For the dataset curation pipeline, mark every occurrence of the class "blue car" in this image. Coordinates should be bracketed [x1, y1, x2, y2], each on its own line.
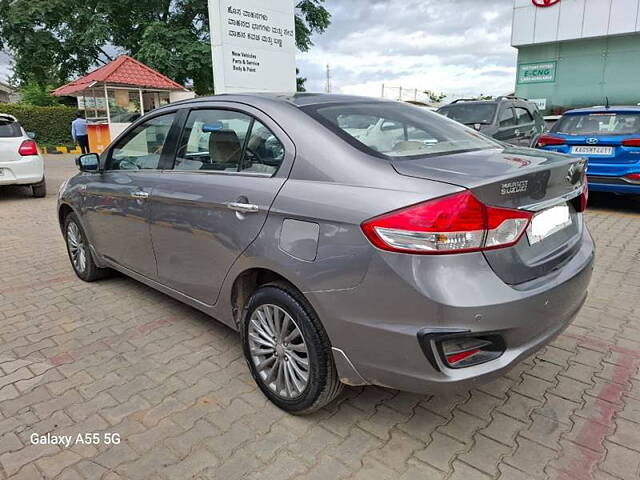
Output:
[537, 106, 640, 195]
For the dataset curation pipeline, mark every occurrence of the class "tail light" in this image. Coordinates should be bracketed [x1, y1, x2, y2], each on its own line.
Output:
[537, 135, 566, 148]
[18, 139, 38, 156]
[361, 191, 533, 255]
[622, 138, 640, 147]
[625, 173, 640, 184]
[440, 336, 505, 368]
[577, 178, 588, 212]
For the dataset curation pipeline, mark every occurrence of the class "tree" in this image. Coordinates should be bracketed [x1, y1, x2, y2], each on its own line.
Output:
[296, 69, 307, 92]
[423, 90, 447, 104]
[19, 83, 60, 106]
[0, 0, 330, 95]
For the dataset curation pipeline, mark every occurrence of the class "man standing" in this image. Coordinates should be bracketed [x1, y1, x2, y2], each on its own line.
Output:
[71, 112, 90, 154]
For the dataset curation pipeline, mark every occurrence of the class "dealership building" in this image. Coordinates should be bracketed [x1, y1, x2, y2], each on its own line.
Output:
[512, 0, 640, 114]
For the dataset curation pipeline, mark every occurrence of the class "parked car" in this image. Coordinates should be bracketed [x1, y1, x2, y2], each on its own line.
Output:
[58, 94, 593, 414]
[0, 114, 46, 197]
[537, 106, 640, 196]
[437, 96, 546, 147]
[544, 115, 562, 131]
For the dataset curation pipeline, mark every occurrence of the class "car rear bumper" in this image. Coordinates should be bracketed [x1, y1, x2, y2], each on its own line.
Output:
[0, 155, 44, 186]
[587, 174, 640, 195]
[309, 228, 595, 394]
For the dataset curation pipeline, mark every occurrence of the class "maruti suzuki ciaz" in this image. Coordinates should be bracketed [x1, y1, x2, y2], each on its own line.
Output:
[58, 94, 594, 414]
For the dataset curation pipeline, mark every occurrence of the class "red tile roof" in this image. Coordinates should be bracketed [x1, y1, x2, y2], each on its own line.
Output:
[53, 55, 186, 96]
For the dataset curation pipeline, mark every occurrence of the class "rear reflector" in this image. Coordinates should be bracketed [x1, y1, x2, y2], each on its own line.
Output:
[578, 179, 589, 212]
[441, 336, 505, 369]
[622, 138, 640, 147]
[18, 139, 38, 156]
[361, 191, 533, 255]
[625, 173, 640, 184]
[537, 135, 566, 148]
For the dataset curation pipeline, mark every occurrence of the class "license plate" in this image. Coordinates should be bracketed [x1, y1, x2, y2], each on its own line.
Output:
[527, 204, 572, 245]
[571, 146, 613, 155]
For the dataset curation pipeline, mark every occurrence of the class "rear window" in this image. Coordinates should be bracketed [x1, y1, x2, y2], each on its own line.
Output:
[302, 102, 499, 159]
[0, 117, 21, 138]
[552, 112, 640, 136]
[437, 104, 497, 125]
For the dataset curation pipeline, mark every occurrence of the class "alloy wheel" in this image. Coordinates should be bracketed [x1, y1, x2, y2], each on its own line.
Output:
[66, 222, 87, 273]
[247, 304, 310, 399]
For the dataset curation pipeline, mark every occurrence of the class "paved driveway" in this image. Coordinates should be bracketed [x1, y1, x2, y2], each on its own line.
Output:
[0, 155, 639, 480]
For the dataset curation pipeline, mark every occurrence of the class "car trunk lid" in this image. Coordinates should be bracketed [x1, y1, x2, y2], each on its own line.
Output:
[0, 137, 23, 161]
[391, 146, 587, 284]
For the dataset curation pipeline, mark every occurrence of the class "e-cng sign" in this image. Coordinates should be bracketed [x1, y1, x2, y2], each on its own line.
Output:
[517, 62, 557, 84]
[532, 0, 560, 6]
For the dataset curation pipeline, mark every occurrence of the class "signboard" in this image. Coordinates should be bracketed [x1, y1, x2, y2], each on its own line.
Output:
[530, 98, 547, 110]
[208, 0, 296, 94]
[77, 96, 107, 111]
[517, 62, 557, 84]
[513, 0, 640, 47]
[532, 0, 560, 6]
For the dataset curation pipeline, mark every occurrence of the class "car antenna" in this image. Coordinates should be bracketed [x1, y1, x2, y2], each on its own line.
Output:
[605, 97, 610, 110]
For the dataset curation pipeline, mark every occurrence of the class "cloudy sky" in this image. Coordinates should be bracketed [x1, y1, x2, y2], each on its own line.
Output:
[0, 52, 11, 83]
[297, 0, 517, 101]
[1, 0, 517, 99]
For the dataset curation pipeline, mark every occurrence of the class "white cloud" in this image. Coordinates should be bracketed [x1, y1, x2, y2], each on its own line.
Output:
[0, 52, 12, 82]
[297, 0, 517, 100]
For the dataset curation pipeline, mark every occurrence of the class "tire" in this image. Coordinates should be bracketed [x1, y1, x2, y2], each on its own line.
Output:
[32, 179, 47, 198]
[241, 282, 343, 414]
[63, 213, 110, 282]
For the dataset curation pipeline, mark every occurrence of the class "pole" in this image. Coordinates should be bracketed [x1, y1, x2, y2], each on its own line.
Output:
[104, 84, 111, 125]
[398, 86, 403, 101]
[139, 88, 145, 116]
[326, 64, 331, 93]
[381, 84, 385, 98]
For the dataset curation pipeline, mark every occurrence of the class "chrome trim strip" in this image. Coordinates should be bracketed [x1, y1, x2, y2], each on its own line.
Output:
[518, 184, 585, 212]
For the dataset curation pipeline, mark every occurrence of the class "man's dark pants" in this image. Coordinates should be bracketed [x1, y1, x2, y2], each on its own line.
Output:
[77, 135, 90, 154]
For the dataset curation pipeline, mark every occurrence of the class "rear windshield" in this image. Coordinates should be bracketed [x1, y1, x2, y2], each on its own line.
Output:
[0, 117, 21, 138]
[437, 104, 497, 125]
[302, 102, 499, 159]
[552, 112, 640, 136]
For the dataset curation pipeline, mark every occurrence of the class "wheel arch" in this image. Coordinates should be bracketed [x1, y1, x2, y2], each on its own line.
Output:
[58, 203, 74, 230]
[230, 267, 302, 329]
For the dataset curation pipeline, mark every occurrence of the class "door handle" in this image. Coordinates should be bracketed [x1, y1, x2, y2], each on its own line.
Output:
[131, 191, 149, 199]
[226, 202, 259, 214]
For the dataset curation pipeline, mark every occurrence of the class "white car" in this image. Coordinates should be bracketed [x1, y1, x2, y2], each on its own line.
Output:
[0, 114, 46, 197]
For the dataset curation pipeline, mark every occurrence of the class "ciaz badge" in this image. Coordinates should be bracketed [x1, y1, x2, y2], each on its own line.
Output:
[501, 180, 529, 195]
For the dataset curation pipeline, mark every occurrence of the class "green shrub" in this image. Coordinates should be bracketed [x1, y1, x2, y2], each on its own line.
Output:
[0, 104, 77, 147]
[19, 83, 61, 107]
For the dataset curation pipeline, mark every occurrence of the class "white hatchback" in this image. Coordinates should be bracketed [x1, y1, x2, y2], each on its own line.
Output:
[0, 114, 46, 197]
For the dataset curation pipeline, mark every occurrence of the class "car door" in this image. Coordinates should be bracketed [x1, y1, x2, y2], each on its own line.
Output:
[515, 106, 536, 147]
[494, 105, 518, 145]
[83, 112, 178, 278]
[149, 105, 294, 305]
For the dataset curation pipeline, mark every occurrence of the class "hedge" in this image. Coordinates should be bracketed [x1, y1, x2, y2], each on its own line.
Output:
[0, 104, 77, 147]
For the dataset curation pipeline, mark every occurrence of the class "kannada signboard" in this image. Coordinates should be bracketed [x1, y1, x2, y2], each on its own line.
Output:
[517, 61, 557, 84]
[208, 0, 296, 94]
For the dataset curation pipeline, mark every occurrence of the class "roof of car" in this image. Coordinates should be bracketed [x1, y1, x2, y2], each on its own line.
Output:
[170, 92, 394, 109]
[564, 106, 640, 114]
[438, 97, 533, 108]
[0, 113, 18, 123]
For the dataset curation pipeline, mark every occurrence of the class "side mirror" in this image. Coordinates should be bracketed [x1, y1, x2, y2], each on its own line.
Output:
[26, 131, 37, 139]
[76, 153, 100, 172]
[473, 124, 482, 131]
